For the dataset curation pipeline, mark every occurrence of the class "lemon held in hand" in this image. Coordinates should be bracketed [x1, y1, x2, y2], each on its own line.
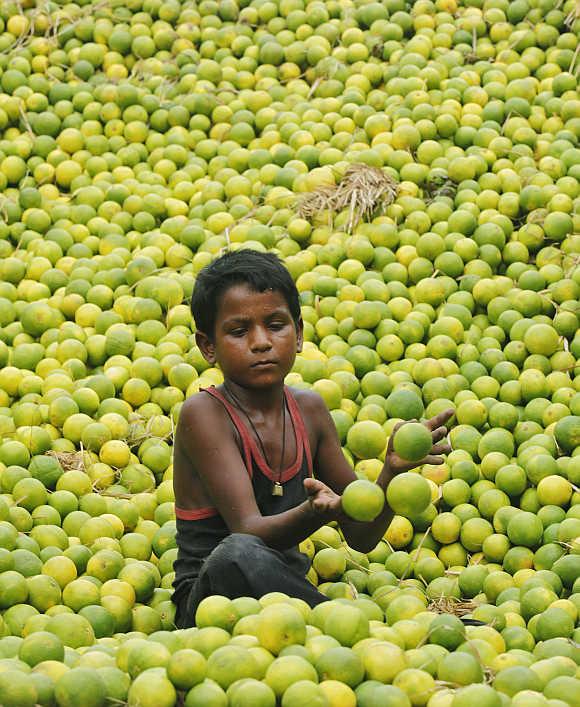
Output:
[341, 479, 385, 522]
[393, 422, 433, 462]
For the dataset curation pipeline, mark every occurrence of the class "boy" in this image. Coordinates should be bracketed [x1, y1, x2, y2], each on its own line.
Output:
[172, 249, 452, 628]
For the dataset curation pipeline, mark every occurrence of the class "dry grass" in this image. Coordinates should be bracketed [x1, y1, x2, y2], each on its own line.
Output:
[296, 183, 338, 223]
[97, 489, 133, 499]
[566, 0, 580, 30]
[125, 422, 154, 449]
[46, 450, 85, 472]
[125, 415, 173, 449]
[435, 666, 495, 689]
[296, 164, 398, 233]
[424, 174, 458, 204]
[427, 596, 479, 618]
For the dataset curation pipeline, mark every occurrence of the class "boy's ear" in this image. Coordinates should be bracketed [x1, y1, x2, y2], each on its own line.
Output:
[296, 317, 304, 353]
[195, 330, 216, 364]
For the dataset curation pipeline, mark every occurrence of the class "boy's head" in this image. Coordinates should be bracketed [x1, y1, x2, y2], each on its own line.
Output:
[190, 249, 301, 339]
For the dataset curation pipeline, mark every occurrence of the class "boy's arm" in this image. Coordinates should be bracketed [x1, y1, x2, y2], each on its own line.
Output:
[176, 394, 335, 551]
[305, 394, 452, 553]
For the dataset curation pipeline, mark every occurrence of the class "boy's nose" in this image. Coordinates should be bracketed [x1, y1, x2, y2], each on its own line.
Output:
[250, 326, 272, 350]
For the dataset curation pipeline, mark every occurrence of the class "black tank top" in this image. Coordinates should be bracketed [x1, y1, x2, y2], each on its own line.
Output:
[172, 385, 313, 607]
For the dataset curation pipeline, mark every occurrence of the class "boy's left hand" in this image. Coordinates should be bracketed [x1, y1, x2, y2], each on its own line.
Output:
[304, 409, 453, 524]
[304, 477, 342, 521]
[385, 408, 454, 476]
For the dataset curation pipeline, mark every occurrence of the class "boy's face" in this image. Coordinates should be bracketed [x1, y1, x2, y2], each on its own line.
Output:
[196, 283, 303, 388]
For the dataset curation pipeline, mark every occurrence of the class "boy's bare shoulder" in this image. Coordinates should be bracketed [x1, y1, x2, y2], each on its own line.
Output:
[177, 389, 230, 439]
[287, 386, 329, 423]
[180, 388, 213, 415]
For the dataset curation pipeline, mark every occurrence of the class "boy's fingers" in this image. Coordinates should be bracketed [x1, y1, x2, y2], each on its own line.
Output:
[431, 426, 448, 443]
[425, 409, 455, 431]
[392, 460, 420, 473]
[313, 498, 329, 513]
[430, 442, 451, 455]
[395, 447, 449, 472]
[421, 454, 446, 465]
[304, 477, 321, 493]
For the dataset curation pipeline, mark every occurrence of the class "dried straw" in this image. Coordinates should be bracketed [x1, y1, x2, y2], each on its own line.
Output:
[296, 183, 337, 223]
[424, 174, 458, 204]
[296, 164, 398, 233]
[98, 489, 133, 499]
[565, 0, 580, 31]
[125, 415, 173, 449]
[427, 596, 479, 618]
[46, 450, 85, 472]
[483, 666, 496, 685]
[464, 26, 479, 64]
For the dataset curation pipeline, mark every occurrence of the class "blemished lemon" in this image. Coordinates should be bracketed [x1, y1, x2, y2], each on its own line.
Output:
[205, 645, 260, 691]
[126, 669, 176, 707]
[195, 596, 239, 633]
[0, 670, 38, 707]
[536, 475, 572, 506]
[386, 389, 425, 420]
[554, 415, 580, 453]
[324, 603, 369, 648]
[99, 440, 131, 468]
[256, 603, 306, 656]
[319, 680, 356, 707]
[312, 547, 347, 582]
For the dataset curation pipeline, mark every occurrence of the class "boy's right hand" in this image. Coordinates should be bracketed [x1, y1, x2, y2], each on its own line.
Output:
[304, 477, 342, 521]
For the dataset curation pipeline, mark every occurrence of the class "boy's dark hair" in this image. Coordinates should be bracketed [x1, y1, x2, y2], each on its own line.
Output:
[190, 249, 301, 337]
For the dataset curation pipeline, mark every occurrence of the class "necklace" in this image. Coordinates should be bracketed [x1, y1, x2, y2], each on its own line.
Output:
[222, 382, 287, 497]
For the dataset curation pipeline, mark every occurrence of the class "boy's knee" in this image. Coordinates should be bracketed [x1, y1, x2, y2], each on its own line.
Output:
[208, 533, 268, 572]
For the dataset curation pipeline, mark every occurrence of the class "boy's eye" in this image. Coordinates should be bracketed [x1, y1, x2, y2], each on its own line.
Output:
[230, 328, 247, 337]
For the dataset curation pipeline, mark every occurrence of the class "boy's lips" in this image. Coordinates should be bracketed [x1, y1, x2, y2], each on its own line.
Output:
[251, 360, 277, 367]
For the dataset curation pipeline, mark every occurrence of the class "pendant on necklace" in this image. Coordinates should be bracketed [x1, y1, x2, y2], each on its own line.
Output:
[272, 482, 283, 497]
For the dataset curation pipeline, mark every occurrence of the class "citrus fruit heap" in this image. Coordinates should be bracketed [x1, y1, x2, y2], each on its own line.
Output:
[0, 0, 579, 703]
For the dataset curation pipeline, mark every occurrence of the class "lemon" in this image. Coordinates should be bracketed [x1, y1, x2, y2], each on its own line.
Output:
[386, 473, 431, 517]
[341, 479, 385, 522]
[256, 603, 306, 656]
[346, 420, 387, 460]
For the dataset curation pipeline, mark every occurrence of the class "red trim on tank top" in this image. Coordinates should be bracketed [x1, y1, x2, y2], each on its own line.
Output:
[204, 386, 253, 474]
[285, 389, 313, 478]
[175, 506, 218, 520]
[204, 385, 312, 483]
